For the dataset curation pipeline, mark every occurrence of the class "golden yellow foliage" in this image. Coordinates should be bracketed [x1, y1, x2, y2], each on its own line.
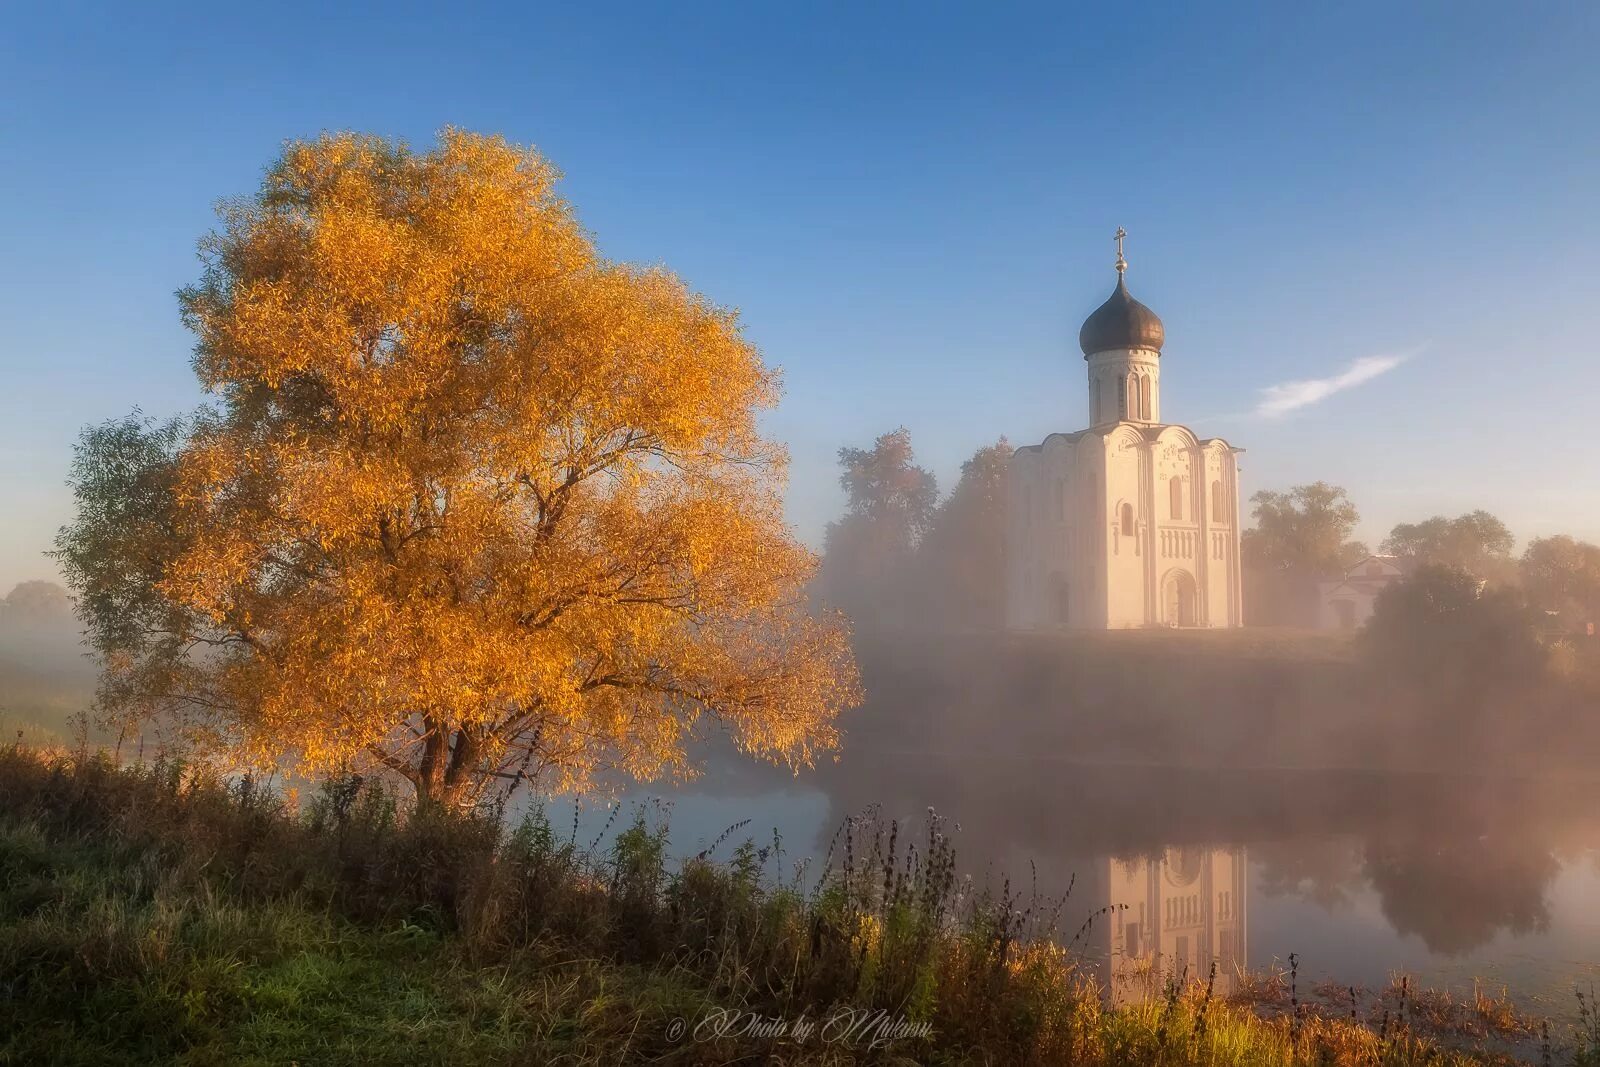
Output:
[78, 130, 859, 807]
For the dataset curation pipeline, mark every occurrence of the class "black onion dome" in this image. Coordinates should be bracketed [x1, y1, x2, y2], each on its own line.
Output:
[1078, 274, 1165, 357]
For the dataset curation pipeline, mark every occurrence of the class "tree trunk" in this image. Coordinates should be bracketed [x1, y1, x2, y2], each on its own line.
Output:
[410, 725, 483, 814]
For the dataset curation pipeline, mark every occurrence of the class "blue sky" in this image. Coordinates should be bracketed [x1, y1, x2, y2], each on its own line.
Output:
[3, 2, 1598, 590]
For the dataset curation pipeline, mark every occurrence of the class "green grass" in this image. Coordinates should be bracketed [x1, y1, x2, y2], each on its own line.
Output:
[0, 815, 719, 1065]
[0, 745, 1592, 1066]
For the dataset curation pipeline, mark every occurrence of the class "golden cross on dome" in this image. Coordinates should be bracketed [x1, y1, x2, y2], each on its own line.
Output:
[1114, 227, 1128, 274]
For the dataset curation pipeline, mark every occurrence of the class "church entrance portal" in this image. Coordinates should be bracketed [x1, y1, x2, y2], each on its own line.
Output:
[1163, 570, 1198, 627]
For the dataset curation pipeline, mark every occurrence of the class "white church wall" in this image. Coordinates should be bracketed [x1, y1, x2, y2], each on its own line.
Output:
[1080, 434, 1110, 627]
[1045, 436, 1081, 627]
[1153, 432, 1199, 626]
[1202, 445, 1237, 626]
[1104, 428, 1148, 627]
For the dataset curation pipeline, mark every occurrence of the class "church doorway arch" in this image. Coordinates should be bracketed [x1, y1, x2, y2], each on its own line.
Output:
[1163, 569, 1198, 627]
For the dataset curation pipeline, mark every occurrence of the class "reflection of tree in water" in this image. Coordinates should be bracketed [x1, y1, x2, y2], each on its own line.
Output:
[1255, 828, 1563, 956]
[694, 684, 1600, 959]
[1253, 836, 1365, 912]
[790, 744, 1600, 958]
[1363, 831, 1557, 956]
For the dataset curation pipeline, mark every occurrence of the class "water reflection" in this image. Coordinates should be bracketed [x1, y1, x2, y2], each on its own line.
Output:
[800, 752, 1599, 962]
[562, 732, 1600, 1005]
[1094, 847, 1249, 1006]
[1346, 830, 1554, 956]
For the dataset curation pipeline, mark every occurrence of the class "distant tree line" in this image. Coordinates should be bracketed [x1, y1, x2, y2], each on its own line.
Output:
[1239, 482, 1600, 697]
[1242, 481, 1600, 631]
[815, 428, 1009, 632]
[815, 431, 1600, 651]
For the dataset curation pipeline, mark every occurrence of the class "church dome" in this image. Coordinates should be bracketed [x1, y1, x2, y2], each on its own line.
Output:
[1078, 273, 1164, 357]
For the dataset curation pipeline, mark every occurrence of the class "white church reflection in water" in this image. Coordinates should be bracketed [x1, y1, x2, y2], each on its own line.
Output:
[1087, 846, 1248, 1006]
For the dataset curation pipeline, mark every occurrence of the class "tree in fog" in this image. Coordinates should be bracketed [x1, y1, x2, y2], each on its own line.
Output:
[817, 427, 937, 627]
[1381, 510, 1515, 582]
[1, 581, 73, 622]
[54, 131, 860, 811]
[916, 439, 1010, 629]
[1363, 563, 1543, 694]
[1243, 482, 1366, 575]
[834, 426, 939, 538]
[1241, 482, 1367, 624]
[1519, 535, 1600, 623]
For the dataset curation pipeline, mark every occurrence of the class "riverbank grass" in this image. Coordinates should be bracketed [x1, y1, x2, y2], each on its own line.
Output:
[0, 744, 1590, 1065]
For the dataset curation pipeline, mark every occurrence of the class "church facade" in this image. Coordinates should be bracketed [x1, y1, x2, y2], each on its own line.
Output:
[1006, 236, 1244, 629]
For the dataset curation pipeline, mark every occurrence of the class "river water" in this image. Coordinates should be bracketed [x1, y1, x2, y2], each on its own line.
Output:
[546, 750, 1600, 1020]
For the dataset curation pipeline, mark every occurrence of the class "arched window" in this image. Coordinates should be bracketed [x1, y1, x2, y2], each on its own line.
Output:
[1116, 375, 1128, 419]
[1211, 480, 1224, 521]
[1169, 476, 1183, 520]
[1139, 374, 1152, 420]
[1053, 574, 1071, 626]
[1121, 502, 1135, 537]
[1054, 478, 1065, 521]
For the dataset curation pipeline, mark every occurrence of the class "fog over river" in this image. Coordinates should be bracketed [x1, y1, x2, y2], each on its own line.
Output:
[8, 584, 1598, 1019]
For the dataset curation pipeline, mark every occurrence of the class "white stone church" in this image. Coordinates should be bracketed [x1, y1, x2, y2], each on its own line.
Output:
[1006, 234, 1244, 629]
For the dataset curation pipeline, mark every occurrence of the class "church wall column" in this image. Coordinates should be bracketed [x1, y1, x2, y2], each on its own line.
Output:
[1236, 848, 1249, 969]
[1195, 447, 1210, 627]
[1143, 441, 1159, 625]
[1228, 452, 1243, 626]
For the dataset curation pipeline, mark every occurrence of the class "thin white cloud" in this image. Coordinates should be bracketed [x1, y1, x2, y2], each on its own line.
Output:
[1253, 352, 1413, 419]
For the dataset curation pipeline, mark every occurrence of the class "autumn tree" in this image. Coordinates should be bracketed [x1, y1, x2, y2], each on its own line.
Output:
[55, 131, 860, 810]
[1381, 510, 1515, 582]
[816, 427, 937, 628]
[2, 580, 73, 621]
